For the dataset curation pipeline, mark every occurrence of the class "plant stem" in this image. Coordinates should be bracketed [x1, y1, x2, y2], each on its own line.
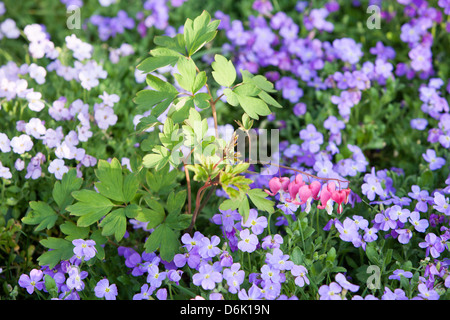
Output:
[183, 162, 192, 216]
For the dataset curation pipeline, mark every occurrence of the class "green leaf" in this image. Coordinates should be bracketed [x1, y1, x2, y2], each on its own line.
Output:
[241, 70, 276, 93]
[247, 188, 275, 214]
[123, 172, 139, 203]
[135, 114, 161, 133]
[99, 208, 127, 242]
[174, 57, 197, 92]
[165, 212, 192, 230]
[52, 169, 83, 212]
[38, 237, 74, 269]
[166, 190, 186, 215]
[184, 11, 219, 56]
[192, 71, 207, 94]
[133, 74, 178, 117]
[60, 221, 89, 241]
[211, 54, 236, 88]
[258, 90, 282, 108]
[238, 196, 250, 222]
[90, 230, 107, 260]
[44, 275, 58, 298]
[124, 204, 141, 219]
[67, 190, 114, 227]
[94, 158, 124, 202]
[153, 34, 186, 55]
[22, 201, 58, 231]
[219, 199, 239, 211]
[291, 247, 304, 265]
[168, 97, 195, 124]
[144, 223, 180, 261]
[136, 207, 166, 229]
[142, 147, 170, 170]
[236, 94, 272, 120]
[137, 47, 180, 74]
[193, 93, 211, 109]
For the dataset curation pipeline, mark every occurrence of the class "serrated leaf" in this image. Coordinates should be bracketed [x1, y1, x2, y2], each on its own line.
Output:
[144, 223, 180, 261]
[44, 275, 58, 298]
[94, 158, 124, 202]
[52, 169, 83, 212]
[193, 93, 211, 109]
[60, 221, 89, 241]
[192, 71, 207, 94]
[236, 94, 272, 120]
[67, 190, 114, 227]
[22, 201, 58, 231]
[123, 172, 139, 203]
[153, 34, 186, 55]
[211, 54, 236, 88]
[184, 11, 219, 56]
[38, 237, 74, 269]
[166, 190, 186, 215]
[174, 57, 197, 92]
[137, 47, 180, 74]
[135, 114, 162, 133]
[247, 188, 275, 214]
[99, 208, 127, 242]
[136, 208, 165, 229]
[133, 74, 178, 116]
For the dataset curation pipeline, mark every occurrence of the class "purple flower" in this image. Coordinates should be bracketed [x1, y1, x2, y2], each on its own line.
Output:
[265, 248, 294, 271]
[387, 205, 411, 223]
[237, 229, 258, 253]
[318, 282, 342, 300]
[363, 227, 378, 242]
[290, 265, 309, 287]
[417, 283, 440, 300]
[181, 231, 205, 251]
[374, 211, 397, 232]
[223, 263, 245, 294]
[410, 118, 428, 130]
[419, 233, 445, 258]
[396, 228, 413, 244]
[198, 235, 221, 259]
[388, 269, 413, 281]
[323, 115, 345, 134]
[336, 218, 359, 242]
[192, 264, 222, 290]
[19, 269, 44, 294]
[433, 192, 450, 215]
[408, 211, 429, 232]
[261, 234, 283, 250]
[238, 284, 263, 300]
[10, 134, 33, 154]
[94, 278, 118, 300]
[72, 239, 97, 261]
[241, 209, 268, 235]
[293, 102, 307, 116]
[146, 265, 167, 288]
[335, 273, 359, 292]
[422, 149, 445, 171]
[133, 284, 154, 300]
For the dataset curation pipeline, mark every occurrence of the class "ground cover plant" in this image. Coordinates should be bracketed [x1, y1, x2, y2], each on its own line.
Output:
[1, 0, 450, 301]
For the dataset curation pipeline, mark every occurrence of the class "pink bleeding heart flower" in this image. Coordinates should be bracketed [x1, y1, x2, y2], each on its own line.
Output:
[291, 184, 312, 206]
[309, 181, 322, 200]
[280, 177, 291, 192]
[286, 180, 302, 202]
[265, 177, 282, 196]
[332, 189, 348, 214]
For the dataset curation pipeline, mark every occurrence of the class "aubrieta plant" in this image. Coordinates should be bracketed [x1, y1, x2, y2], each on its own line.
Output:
[3, 0, 450, 301]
